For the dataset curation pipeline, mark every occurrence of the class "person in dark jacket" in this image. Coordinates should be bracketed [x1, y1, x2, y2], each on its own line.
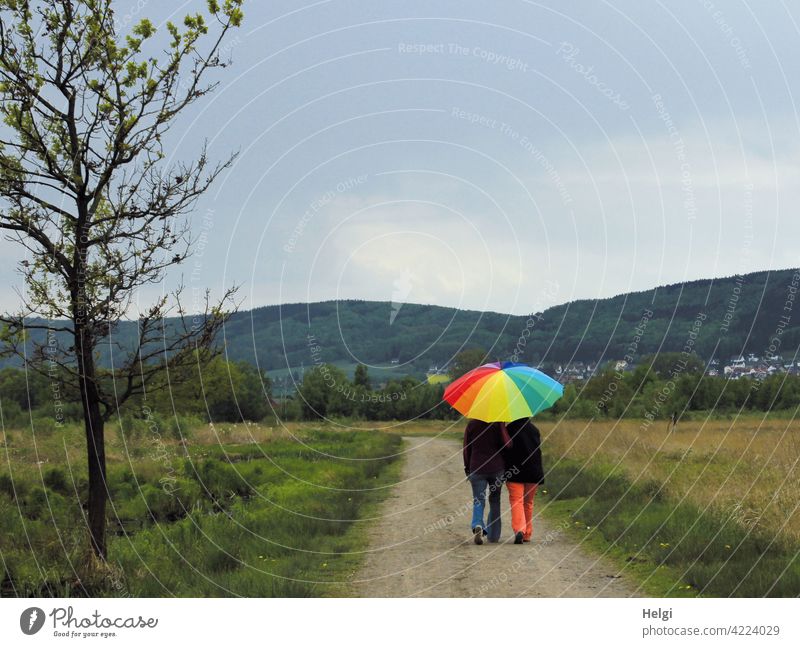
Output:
[502, 417, 545, 544]
[463, 418, 510, 544]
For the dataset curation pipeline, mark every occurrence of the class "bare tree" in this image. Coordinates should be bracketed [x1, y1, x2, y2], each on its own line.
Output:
[0, 0, 243, 560]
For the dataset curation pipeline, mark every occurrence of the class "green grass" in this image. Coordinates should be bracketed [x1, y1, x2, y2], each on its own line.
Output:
[0, 429, 401, 597]
[540, 459, 800, 597]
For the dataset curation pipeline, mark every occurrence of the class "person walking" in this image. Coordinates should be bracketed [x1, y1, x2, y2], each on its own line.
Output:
[502, 417, 545, 544]
[463, 418, 511, 544]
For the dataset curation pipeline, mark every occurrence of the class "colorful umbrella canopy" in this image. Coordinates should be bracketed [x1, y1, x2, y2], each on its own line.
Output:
[443, 362, 563, 422]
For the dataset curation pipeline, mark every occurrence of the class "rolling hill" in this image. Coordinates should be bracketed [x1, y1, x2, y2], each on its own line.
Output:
[222, 268, 800, 378]
[3, 268, 799, 380]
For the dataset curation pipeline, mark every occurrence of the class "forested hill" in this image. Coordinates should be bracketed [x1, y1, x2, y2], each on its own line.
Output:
[222, 268, 800, 375]
[3, 269, 799, 377]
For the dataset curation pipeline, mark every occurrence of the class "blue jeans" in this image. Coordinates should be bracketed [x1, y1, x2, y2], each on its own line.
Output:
[468, 471, 504, 542]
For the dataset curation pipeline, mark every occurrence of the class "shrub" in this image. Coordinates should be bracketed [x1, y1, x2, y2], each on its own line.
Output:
[30, 415, 62, 436]
[22, 486, 48, 519]
[206, 549, 240, 573]
[140, 484, 184, 522]
[118, 414, 150, 441]
[0, 473, 16, 498]
[193, 459, 253, 502]
[42, 467, 70, 495]
[0, 401, 26, 428]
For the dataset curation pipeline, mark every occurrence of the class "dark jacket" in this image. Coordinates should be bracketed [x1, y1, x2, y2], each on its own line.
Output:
[463, 419, 506, 476]
[502, 418, 545, 484]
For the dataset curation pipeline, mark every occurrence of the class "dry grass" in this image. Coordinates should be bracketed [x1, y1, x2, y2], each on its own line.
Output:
[7, 415, 797, 544]
[540, 417, 800, 544]
[2, 421, 312, 468]
[351, 416, 800, 544]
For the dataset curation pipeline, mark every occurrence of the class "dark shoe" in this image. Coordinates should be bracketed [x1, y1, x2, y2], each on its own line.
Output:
[473, 526, 484, 545]
[514, 531, 524, 544]
[523, 538, 531, 543]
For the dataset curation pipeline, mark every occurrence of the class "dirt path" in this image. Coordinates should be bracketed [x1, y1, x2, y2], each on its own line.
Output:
[354, 436, 641, 597]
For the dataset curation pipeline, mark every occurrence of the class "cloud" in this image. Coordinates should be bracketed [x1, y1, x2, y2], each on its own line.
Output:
[266, 115, 800, 315]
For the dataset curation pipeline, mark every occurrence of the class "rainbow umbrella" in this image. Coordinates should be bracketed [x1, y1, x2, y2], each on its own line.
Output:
[443, 362, 563, 422]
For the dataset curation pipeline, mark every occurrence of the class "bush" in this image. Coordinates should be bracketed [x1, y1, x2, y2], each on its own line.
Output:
[162, 414, 202, 440]
[206, 549, 240, 573]
[42, 467, 70, 495]
[21, 486, 48, 519]
[30, 415, 62, 436]
[192, 459, 253, 503]
[0, 473, 16, 498]
[0, 400, 26, 428]
[117, 414, 151, 441]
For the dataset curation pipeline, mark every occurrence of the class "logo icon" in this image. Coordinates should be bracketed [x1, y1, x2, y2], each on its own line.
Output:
[20, 607, 45, 635]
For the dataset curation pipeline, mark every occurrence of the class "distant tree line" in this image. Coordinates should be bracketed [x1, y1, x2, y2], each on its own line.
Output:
[283, 363, 457, 421]
[0, 358, 271, 430]
[550, 352, 800, 419]
[287, 351, 800, 421]
[4, 351, 798, 429]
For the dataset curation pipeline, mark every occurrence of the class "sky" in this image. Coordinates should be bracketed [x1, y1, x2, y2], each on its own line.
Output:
[2, 0, 800, 316]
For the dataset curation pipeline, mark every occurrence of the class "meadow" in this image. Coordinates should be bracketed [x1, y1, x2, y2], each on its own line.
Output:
[0, 420, 401, 597]
[542, 417, 800, 545]
[352, 416, 800, 596]
[2, 415, 798, 597]
[357, 416, 800, 545]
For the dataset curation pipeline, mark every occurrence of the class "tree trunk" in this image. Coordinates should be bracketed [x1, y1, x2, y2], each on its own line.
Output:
[76, 329, 107, 560]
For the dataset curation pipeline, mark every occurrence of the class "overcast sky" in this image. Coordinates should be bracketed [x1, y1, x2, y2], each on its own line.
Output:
[2, 0, 800, 315]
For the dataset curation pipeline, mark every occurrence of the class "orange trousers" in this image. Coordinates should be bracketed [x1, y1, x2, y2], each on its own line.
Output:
[507, 482, 538, 540]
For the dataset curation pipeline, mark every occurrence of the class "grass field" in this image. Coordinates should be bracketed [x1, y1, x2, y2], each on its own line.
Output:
[355, 416, 800, 544]
[357, 416, 800, 596]
[2, 415, 798, 597]
[0, 421, 401, 597]
[542, 417, 800, 545]
[541, 459, 800, 596]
